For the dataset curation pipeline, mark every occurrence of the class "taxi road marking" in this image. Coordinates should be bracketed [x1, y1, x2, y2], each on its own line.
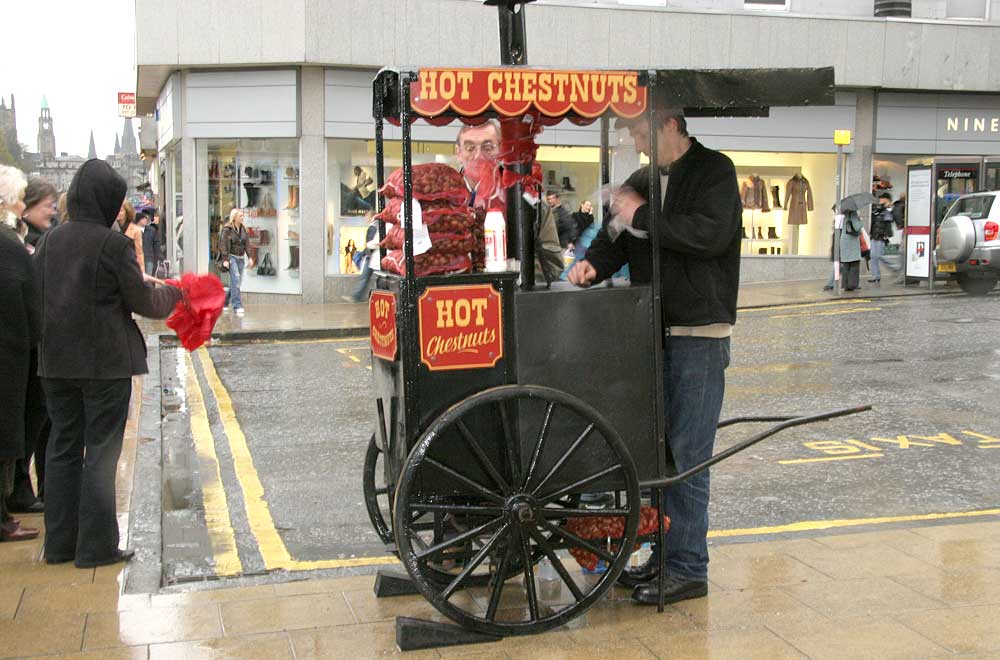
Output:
[778, 453, 884, 465]
[184, 351, 243, 576]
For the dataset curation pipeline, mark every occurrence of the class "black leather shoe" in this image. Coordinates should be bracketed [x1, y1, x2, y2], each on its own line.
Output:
[75, 549, 135, 569]
[631, 575, 708, 606]
[45, 555, 74, 565]
[617, 555, 659, 588]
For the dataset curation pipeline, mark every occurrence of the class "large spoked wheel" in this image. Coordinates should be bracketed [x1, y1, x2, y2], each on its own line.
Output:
[364, 433, 511, 586]
[393, 385, 640, 637]
[363, 434, 395, 547]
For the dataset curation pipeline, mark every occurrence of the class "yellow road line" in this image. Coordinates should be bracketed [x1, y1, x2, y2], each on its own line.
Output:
[197, 348, 294, 569]
[184, 352, 243, 576]
[778, 453, 884, 465]
[741, 299, 872, 313]
[337, 347, 362, 364]
[771, 306, 881, 319]
[710, 507, 1000, 539]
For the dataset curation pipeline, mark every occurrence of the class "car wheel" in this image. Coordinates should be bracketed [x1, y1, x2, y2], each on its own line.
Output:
[957, 274, 997, 296]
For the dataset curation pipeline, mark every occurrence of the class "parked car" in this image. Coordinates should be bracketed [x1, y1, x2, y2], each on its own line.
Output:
[935, 192, 1000, 296]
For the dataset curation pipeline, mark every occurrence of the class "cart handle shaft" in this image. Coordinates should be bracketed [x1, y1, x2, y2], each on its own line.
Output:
[640, 404, 872, 490]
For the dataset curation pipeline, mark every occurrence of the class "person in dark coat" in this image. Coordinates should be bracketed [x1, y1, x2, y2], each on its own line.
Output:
[139, 210, 162, 275]
[7, 179, 58, 513]
[546, 190, 576, 249]
[0, 165, 41, 541]
[568, 111, 741, 607]
[33, 159, 182, 567]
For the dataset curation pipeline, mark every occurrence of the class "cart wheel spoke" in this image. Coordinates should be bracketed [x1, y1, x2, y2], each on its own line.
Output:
[485, 544, 512, 622]
[519, 530, 540, 621]
[413, 516, 504, 562]
[538, 464, 622, 506]
[541, 507, 630, 518]
[527, 527, 584, 602]
[497, 400, 522, 487]
[424, 457, 505, 505]
[440, 522, 511, 601]
[539, 519, 616, 564]
[456, 420, 511, 496]
[408, 502, 505, 517]
[522, 402, 556, 491]
[530, 423, 595, 497]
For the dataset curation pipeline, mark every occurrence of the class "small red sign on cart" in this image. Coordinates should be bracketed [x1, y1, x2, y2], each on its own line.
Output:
[418, 285, 503, 371]
[370, 291, 398, 362]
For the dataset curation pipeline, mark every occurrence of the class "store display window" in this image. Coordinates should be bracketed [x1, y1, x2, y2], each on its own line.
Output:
[325, 138, 453, 275]
[324, 138, 602, 276]
[197, 139, 301, 295]
[725, 152, 836, 258]
[535, 145, 601, 219]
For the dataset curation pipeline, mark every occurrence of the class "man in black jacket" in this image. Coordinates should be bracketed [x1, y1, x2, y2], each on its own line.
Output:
[34, 159, 181, 568]
[569, 112, 741, 606]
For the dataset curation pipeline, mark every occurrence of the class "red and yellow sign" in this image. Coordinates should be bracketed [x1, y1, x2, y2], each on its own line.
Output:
[412, 68, 646, 120]
[418, 284, 503, 371]
[370, 291, 398, 362]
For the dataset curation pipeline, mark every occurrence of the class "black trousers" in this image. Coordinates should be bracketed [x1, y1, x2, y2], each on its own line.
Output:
[42, 377, 131, 563]
[841, 260, 861, 290]
[8, 351, 49, 507]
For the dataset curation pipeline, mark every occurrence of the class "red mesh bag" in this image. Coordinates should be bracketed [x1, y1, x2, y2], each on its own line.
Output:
[563, 507, 670, 572]
[379, 225, 477, 253]
[163, 273, 226, 352]
[381, 250, 472, 277]
[377, 197, 464, 223]
[380, 163, 468, 205]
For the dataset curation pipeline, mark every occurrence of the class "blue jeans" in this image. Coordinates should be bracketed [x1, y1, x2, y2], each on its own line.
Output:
[659, 336, 730, 581]
[351, 255, 374, 302]
[225, 256, 245, 310]
[870, 240, 884, 280]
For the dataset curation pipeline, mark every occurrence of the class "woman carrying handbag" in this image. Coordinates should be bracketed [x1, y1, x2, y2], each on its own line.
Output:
[219, 208, 253, 316]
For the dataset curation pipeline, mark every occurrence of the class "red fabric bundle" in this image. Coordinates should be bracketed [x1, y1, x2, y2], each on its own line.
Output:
[563, 506, 670, 571]
[164, 273, 226, 351]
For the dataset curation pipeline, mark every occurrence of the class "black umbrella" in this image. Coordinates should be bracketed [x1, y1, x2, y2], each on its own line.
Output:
[839, 192, 877, 212]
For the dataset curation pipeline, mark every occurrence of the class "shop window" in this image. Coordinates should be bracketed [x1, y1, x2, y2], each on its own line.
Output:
[325, 137, 602, 276]
[724, 152, 837, 258]
[325, 139, 453, 276]
[946, 0, 988, 19]
[197, 138, 301, 295]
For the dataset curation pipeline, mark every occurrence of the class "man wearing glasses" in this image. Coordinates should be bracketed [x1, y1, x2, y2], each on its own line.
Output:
[454, 121, 563, 280]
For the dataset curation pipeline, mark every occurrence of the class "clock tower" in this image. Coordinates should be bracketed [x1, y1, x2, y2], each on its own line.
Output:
[37, 96, 55, 159]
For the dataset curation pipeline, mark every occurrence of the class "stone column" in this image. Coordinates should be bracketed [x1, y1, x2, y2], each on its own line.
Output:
[181, 134, 200, 274]
[847, 90, 875, 224]
[299, 66, 326, 303]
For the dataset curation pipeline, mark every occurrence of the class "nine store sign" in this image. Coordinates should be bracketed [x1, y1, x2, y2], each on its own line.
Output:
[418, 284, 503, 371]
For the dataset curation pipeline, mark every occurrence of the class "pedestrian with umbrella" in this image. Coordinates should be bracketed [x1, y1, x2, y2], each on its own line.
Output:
[837, 192, 874, 292]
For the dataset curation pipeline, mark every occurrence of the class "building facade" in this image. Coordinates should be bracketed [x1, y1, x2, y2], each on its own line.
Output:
[135, 0, 1000, 301]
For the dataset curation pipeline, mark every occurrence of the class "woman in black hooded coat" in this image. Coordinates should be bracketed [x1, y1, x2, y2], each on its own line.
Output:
[33, 159, 181, 567]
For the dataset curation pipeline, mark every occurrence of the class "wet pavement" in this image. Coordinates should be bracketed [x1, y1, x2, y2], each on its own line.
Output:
[148, 290, 1000, 583]
[4, 289, 1000, 659]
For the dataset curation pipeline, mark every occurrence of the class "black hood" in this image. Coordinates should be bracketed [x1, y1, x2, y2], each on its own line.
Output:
[67, 159, 127, 227]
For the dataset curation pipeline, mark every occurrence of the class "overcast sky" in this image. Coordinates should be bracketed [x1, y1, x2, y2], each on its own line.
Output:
[3, 0, 136, 159]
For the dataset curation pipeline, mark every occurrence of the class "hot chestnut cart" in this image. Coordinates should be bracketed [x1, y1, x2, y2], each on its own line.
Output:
[361, 2, 868, 651]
